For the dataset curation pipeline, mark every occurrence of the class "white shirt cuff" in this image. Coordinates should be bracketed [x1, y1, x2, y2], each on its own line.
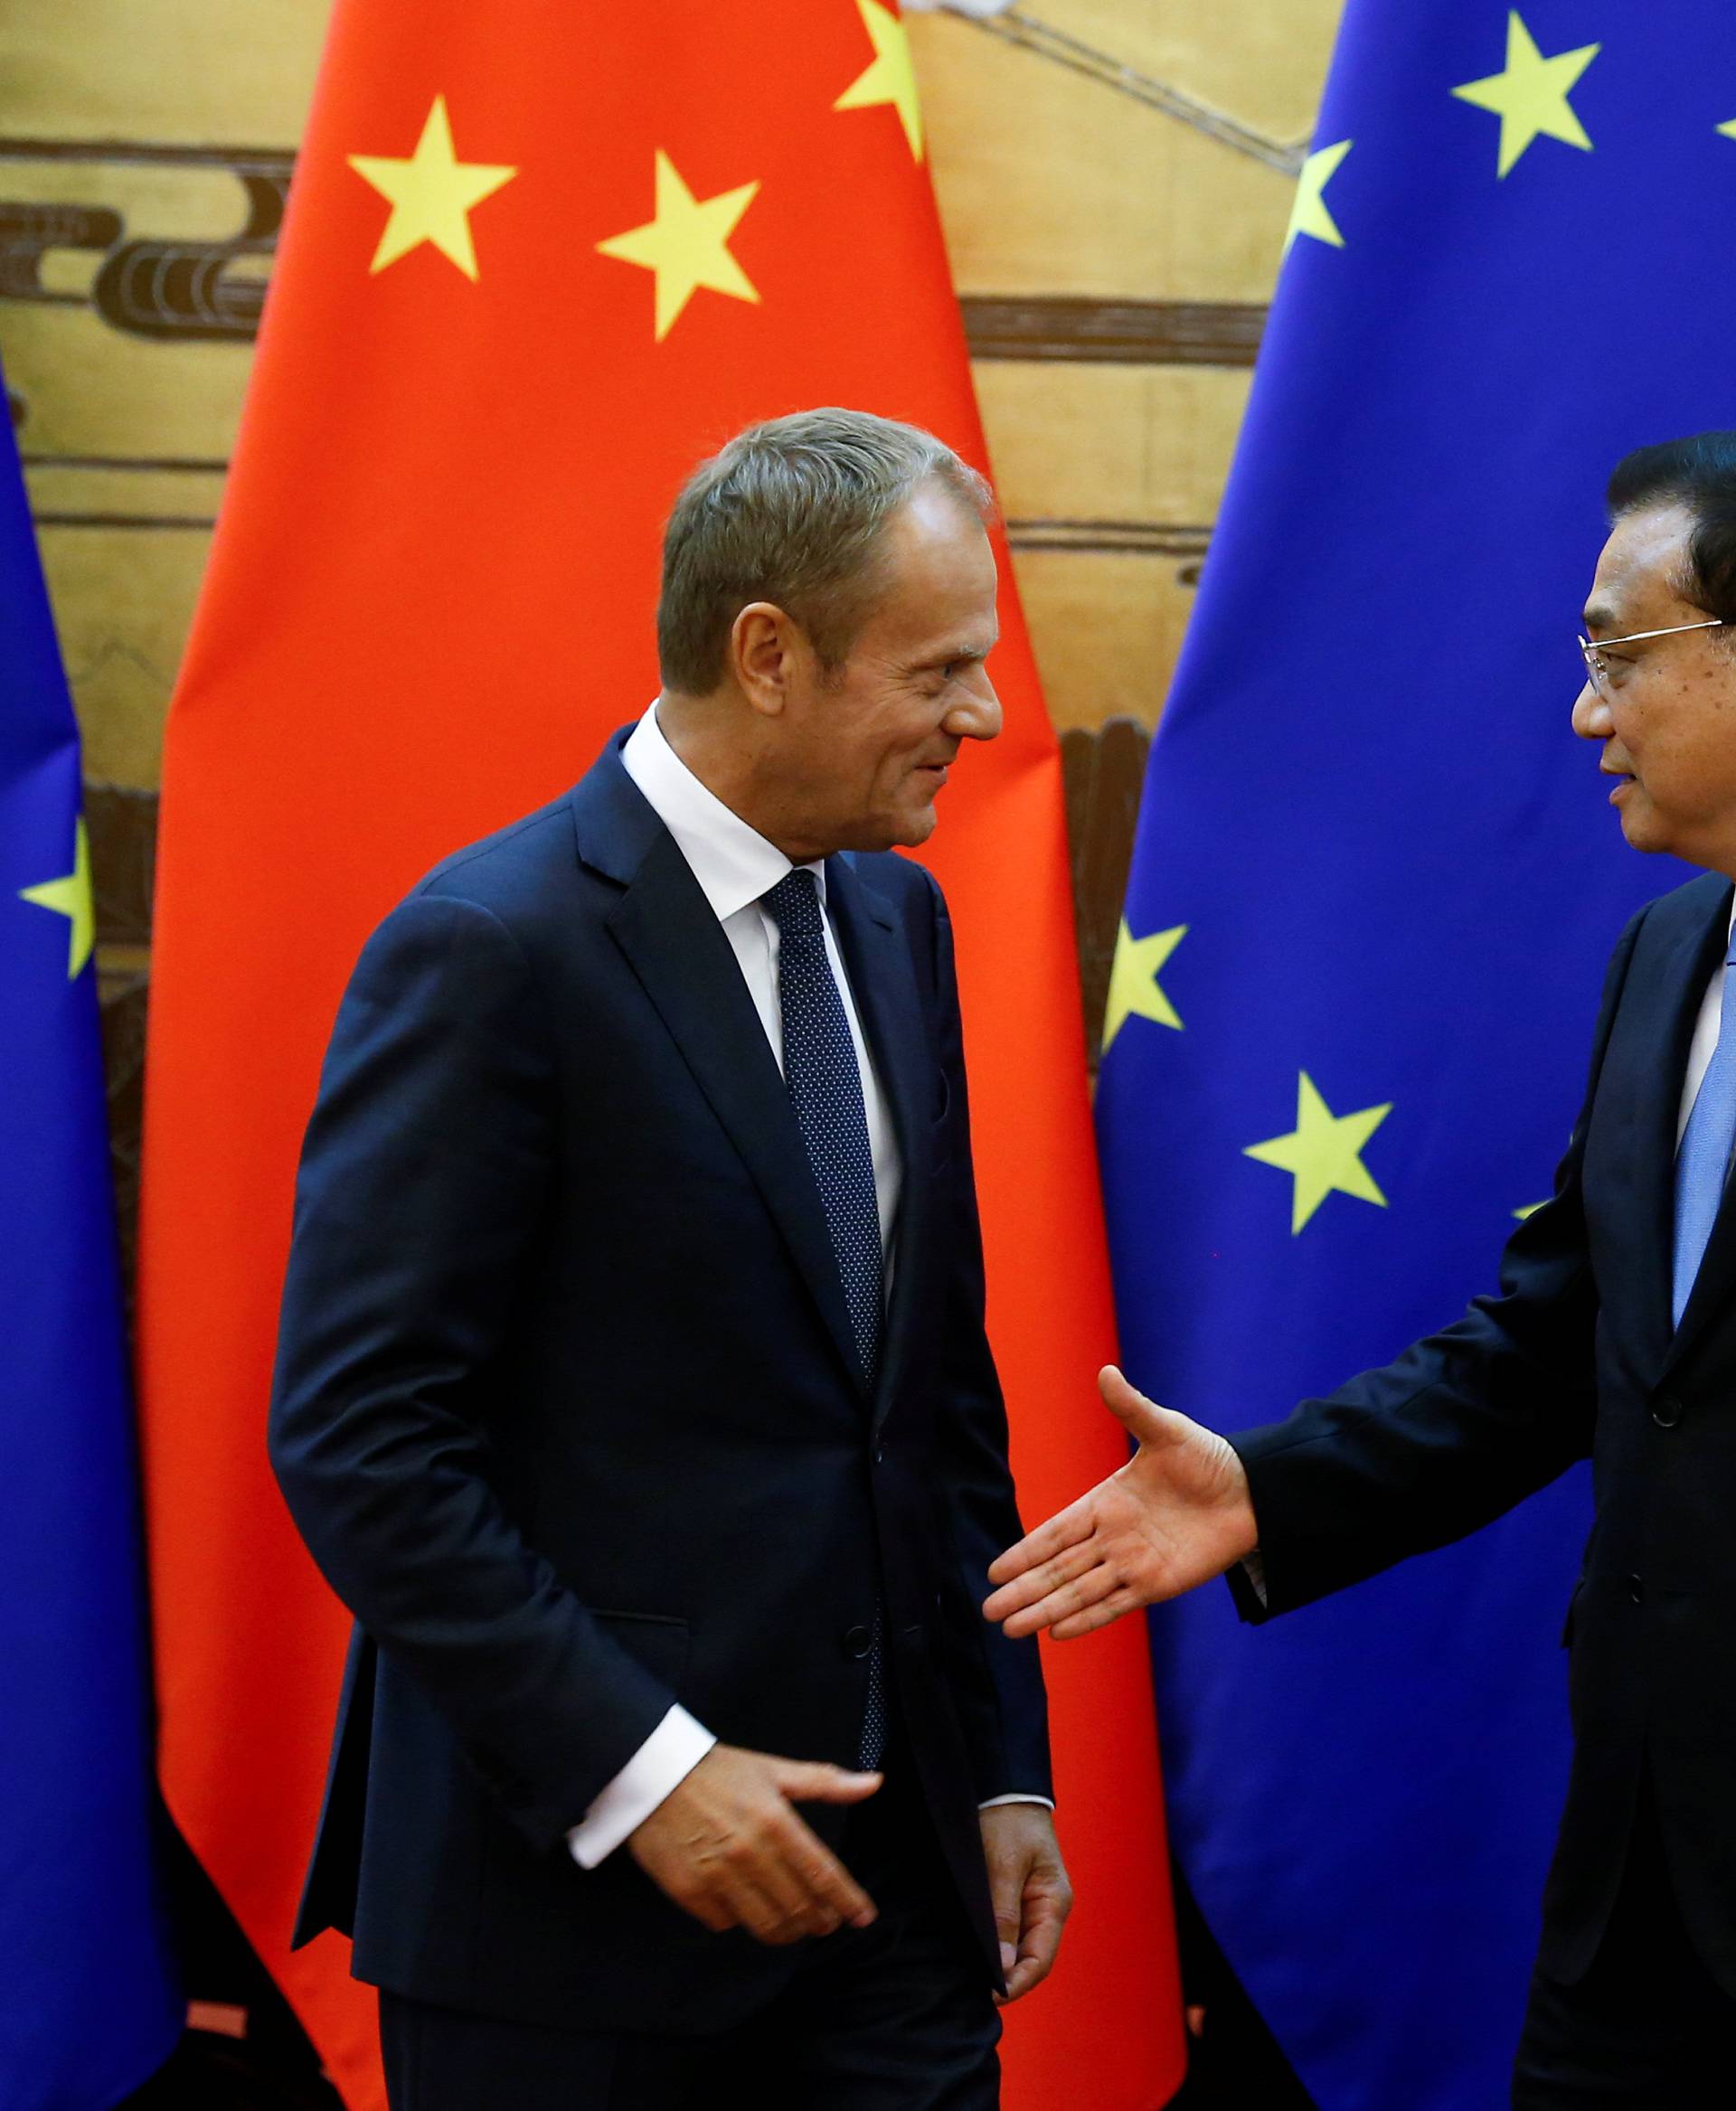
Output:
[978, 1794, 1055, 1812]
[1242, 1549, 1269, 1607]
[566, 1705, 716, 1869]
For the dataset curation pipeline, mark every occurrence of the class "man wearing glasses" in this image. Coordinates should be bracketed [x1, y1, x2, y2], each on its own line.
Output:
[984, 431, 1736, 2109]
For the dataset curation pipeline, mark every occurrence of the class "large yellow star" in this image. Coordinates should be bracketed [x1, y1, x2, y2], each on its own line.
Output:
[1452, 14, 1599, 179]
[835, 0, 924, 162]
[1101, 920, 1186, 1054]
[597, 151, 760, 343]
[348, 95, 516, 280]
[1283, 139, 1353, 258]
[1245, 1071, 1392, 1235]
[20, 815, 94, 979]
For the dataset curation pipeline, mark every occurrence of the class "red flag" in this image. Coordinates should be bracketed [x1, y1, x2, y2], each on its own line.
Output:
[137, 4, 1184, 2104]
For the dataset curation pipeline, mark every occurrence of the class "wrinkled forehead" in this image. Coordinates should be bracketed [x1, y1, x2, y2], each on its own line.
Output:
[1585, 501, 1698, 630]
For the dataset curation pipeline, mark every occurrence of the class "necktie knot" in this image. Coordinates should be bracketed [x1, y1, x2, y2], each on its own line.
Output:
[762, 868, 825, 943]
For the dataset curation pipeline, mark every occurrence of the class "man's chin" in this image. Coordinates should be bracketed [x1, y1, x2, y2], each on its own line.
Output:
[850, 804, 938, 853]
[1616, 797, 1671, 856]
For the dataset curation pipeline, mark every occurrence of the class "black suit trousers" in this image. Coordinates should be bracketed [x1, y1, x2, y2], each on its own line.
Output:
[1512, 1767, 1736, 2109]
[378, 1756, 1000, 2111]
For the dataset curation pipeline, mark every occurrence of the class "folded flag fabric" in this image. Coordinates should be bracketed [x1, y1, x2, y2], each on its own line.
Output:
[0, 354, 180, 2110]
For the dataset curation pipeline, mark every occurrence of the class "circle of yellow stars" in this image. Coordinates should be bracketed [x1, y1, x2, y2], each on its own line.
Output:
[343, 0, 922, 336]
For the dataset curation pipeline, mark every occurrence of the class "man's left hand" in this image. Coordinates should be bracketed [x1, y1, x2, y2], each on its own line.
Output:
[979, 1804, 1072, 2003]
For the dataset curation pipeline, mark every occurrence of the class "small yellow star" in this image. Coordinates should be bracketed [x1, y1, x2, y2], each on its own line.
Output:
[1284, 139, 1353, 258]
[835, 0, 924, 162]
[1452, 13, 1599, 179]
[1101, 921, 1186, 1054]
[1719, 118, 1736, 141]
[348, 95, 516, 280]
[1514, 1201, 1549, 1220]
[597, 150, 760, 342]
[1245, 1071, 1392, 1235]
[20, 815, 94, 979]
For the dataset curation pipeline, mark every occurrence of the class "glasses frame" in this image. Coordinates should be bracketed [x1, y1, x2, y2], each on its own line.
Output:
[1579, 618, 1729, 696]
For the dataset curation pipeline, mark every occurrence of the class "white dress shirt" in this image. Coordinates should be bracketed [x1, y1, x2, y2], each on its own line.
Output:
[568, 704, 1045, 1869]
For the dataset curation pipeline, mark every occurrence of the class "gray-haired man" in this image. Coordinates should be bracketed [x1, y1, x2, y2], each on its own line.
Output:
[269, 409, 1071, 2109]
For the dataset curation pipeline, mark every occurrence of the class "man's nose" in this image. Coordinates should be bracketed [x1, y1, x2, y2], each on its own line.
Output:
[1571, 680, 1611, 741]
[948, 674, 1003, 744]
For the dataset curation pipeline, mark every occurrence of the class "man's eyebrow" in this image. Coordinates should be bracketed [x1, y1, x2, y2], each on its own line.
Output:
[1582, 602, 1620, 636]
[916, 632, 998, 668]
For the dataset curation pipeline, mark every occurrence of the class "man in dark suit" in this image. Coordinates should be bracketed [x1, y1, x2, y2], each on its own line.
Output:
[985, 430, 1736, 2107]
[269, 408, 1071, 2109]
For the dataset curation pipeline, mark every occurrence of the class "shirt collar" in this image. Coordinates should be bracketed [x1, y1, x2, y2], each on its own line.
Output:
[620, 702, 824, 924]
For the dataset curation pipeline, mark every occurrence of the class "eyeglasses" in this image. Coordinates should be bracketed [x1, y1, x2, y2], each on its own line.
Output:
[1578, 619, 1728, 698]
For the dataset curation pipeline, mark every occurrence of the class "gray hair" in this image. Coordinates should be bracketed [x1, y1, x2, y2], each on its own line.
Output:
[656, 407, 994, 693]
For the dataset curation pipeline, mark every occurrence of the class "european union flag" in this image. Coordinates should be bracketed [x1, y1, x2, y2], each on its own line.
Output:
[0, 363, 180, 2105]
[1097, 6, 1734, 2105]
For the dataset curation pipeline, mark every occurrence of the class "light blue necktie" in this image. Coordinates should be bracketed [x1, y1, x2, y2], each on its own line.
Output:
[762, 869, 887, 1768]
[1672, 928, 1736, 1327]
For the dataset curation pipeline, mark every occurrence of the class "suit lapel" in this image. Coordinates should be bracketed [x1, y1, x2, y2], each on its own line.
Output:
[1661, 883, 1736, 1371]
[825, 853, 933, 1430]
[571, 743, 864, 1390]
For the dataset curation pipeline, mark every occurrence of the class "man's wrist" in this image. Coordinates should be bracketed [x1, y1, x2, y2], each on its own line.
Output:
[565, 1705, 716, 1869]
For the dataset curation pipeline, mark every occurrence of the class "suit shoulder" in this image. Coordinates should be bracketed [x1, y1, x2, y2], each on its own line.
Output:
[1643, 868, 1732, 935]
[404, 794, 578, 920]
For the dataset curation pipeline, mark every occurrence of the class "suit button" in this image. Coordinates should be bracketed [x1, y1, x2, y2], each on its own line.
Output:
[873, 1443, 884, 1465]
[842, 1624, 873, 1660]
[1652, 1394, 1684, 1428]
[1627, 1574, 1645, 1606]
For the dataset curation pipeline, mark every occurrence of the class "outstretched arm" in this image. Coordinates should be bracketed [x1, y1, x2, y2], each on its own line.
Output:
[983, 1367, 1258, 1639]
[987, 900, 1650, 1642]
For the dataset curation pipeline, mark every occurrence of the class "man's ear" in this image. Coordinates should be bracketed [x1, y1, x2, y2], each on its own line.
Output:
[730, 601, 797, 717]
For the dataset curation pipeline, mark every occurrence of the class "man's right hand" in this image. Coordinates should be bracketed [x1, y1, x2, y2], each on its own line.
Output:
[982, 1365, 1259, 1639]
[627, 1743, 882, 1945]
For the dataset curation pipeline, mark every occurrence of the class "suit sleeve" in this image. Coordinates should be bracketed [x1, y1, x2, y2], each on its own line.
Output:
[269, 891, 682, 1852]
[1228, 902, 1648, 1621]
[919, 871, 1053, 1803]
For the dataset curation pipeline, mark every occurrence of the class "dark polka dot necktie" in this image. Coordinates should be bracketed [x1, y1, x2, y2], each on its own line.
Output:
[762, 868, 887, 1770]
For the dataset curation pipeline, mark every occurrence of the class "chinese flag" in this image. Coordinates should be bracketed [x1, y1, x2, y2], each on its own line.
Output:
[137, 4, 1184, 2105]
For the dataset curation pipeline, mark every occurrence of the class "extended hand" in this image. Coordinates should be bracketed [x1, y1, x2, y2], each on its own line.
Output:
[980, 1804, 1072, 2003]
[628, 1743, 881, 1945]
[982, 1366, 1258, 1639]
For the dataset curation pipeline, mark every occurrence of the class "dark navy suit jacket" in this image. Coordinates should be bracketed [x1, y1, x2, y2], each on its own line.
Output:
[1228, 870, 1736, 1993]
[268, 731, 1051, 2034]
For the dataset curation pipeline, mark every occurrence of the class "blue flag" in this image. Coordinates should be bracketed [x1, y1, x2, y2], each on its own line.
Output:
[1098, 6, 1734, 2106]
[0, 364, 180, 2106]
